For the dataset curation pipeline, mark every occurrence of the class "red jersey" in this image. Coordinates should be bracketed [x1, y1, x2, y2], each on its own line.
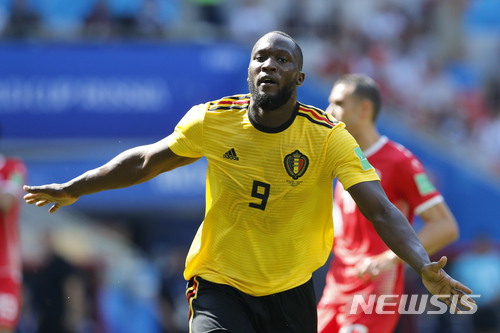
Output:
[0, 155, 27, 283]
[321, 136, 442, 304]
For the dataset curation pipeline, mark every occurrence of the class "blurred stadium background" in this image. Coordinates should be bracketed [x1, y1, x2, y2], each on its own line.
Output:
[1, 0, 500, 332]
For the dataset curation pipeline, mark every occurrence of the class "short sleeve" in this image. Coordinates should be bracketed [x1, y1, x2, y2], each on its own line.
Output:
[326, 123, 380, 189]
[394, 151, 442, 215]
[167, 103, 207, 158]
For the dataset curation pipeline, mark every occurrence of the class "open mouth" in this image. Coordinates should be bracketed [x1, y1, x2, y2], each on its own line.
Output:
[259, 76, 277, 85]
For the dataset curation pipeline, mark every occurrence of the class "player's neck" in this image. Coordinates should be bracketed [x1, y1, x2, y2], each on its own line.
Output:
[353, 126, 380, 152]
[249, 97, 297, 128]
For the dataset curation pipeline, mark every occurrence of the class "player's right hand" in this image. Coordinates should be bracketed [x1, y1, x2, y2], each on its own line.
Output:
[23, 184, 79, 213]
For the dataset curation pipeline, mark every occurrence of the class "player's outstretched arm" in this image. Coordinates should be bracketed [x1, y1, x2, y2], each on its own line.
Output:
[356, 200, 460, 281]
[347, 180, 474, 312]
[24, 136, 199, 213]
[348, 180, 430, 274]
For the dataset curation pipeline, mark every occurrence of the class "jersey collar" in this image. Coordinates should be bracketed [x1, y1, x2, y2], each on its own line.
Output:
[248, 102, 299, 134]
[363, 135, 388, 158]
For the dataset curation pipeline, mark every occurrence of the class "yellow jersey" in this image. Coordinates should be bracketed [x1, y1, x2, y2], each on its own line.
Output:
[167, 94, 379, 296]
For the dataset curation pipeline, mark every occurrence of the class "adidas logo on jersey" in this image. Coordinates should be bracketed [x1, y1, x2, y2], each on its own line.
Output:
[223, 148, 239, 161]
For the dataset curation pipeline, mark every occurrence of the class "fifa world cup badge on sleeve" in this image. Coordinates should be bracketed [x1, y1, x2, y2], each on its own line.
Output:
[354, 147, 373, 171]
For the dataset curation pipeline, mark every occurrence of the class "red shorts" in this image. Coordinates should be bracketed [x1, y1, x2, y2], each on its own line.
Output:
[318, 261, 405, 333]
[317, 298, 400, 333]
[0, 278, 21, 329]
[318, 302, 399, 333]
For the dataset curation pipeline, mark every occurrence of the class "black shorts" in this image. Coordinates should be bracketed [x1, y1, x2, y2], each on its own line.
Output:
[186, 276, 317, 333]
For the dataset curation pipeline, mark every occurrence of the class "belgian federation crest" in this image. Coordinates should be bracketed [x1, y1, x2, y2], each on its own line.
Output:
[284, 150, 309, 180]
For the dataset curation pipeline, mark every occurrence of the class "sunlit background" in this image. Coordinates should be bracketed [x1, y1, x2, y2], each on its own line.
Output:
[1, 0, 500, 332]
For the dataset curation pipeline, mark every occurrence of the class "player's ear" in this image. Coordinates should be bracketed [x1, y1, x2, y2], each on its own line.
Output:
[361, 99, 373, 120]
[296, 72, 305, 86]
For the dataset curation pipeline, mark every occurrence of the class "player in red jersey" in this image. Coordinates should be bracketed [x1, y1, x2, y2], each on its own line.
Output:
[317, 74, 460, 333]
[0, 144, 27, 333]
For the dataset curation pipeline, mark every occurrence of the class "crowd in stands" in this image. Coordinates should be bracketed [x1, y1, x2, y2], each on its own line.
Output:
[0, 0, 499, 175]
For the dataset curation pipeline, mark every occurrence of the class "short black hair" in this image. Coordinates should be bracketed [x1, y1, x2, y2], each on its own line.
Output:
[261, 31, 304, 71]
[335, 74, 382, 121]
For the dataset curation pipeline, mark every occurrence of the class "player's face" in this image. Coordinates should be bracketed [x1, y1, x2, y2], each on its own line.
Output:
[326, 83, 362, 130]
[248, 34, 304, 110]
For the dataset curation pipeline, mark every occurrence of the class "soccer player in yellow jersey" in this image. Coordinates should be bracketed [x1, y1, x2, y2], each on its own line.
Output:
[23, 31, 474, 333]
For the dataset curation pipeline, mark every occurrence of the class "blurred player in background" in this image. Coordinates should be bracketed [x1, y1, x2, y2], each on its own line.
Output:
[0, 127, 28, 333]
[317, 74, 460, 333]
[23, 32, 472, 333]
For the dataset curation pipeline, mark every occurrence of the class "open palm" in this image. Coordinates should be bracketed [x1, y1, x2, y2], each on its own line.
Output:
[23, 184, 79, 213]
[421, 256, 474, 313]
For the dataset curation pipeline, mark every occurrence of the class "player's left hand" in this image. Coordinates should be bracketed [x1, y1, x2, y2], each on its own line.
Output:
[356, 250, 399, 281]
[421, 256, 475, 313]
